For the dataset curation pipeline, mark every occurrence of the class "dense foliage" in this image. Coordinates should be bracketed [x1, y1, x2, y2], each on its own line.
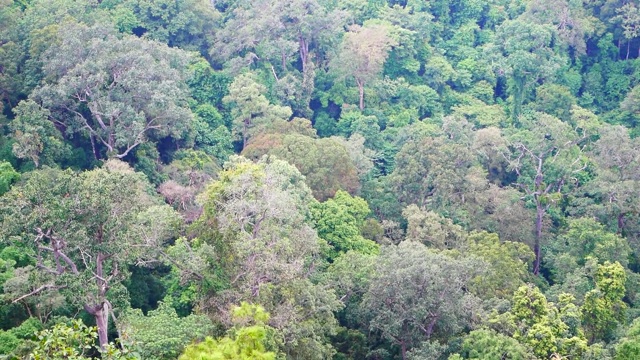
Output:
[2, 0, 640, 359]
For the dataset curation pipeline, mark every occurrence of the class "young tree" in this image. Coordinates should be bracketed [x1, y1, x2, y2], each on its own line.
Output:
[0, 160, 180, 349]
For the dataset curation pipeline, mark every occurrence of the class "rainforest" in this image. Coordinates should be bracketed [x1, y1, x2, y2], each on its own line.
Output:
[2, 0, 640, 359]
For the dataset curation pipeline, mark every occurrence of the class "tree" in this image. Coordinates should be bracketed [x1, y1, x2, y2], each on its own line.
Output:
[452, 329, 535, 360]
[582, 261, 627, 343]
[30, 319, 136, 360]
[262, 134, 361, 201]
[9, 100, 68, 168]
[330, 22, 398, 110]
[362, 241, 485, 359]
[507, 285, 587, 359]
[119, 299, 213, 360]
[179, 303, 278, 360]
[615, 317, 640, 360]
[222, 73, 292, 150]
[547, 218, 631, 283]
[32, 22, 194, 160]
[0, 161, 19, 196]
[0, 161, 180, 349]
[494, 20, 562, 118]
[311, 190, 378, 261]
[193, 156, 341, 358]
[614, 3, 640, 59]
[465, 231, 534, 299]
[507, 112, 594, 274]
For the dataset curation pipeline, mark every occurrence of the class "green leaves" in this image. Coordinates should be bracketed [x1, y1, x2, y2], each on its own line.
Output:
[120, 299, 213, 360]
[32, 21, 194, 160]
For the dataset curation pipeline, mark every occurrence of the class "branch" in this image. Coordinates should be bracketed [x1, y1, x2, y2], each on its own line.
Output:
[13, 284, 65, 303]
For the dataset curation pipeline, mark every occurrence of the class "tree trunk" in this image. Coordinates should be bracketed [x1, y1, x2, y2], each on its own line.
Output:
[357, 80, 365, 110]
[95, 303, 109, 350]
[627, 40, 631, 60]
[533, 204, 544, 275]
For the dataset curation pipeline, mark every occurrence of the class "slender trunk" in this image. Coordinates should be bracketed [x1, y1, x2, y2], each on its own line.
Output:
[534, 204, 544, 275]
[299, 35, 308, 75]
[401, 340, 407, 360]
[627, 40, 631, 60]
[357, 80, 365, 110]
[242, 119, 249, 150]
[618, 213, 625, 234]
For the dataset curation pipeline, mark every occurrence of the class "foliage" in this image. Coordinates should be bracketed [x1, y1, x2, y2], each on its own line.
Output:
[120, 299, 213, 360]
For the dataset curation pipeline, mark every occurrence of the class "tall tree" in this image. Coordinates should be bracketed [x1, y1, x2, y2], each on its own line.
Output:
[193, 156, 341, 358]
[507, 112, 594, 274]
[0, 160, 180, 349]
[362, 241, 485, 359]
[330, 22, 398, 110]
[32, 22, 194, 160]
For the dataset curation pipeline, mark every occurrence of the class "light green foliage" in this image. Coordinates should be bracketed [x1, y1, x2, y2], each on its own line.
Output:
[120, 299, 213, 360]
[453, 329, 535, 359]
[0, 161, 19, 195]
[465, 231, 534, 299]
[223, 73, 292, 149]
[616, 317, 640, 360]
[9, 100, 68, 168]
[548, 218, 631, 283]
[31, 319, 136, 360]
[311, 190, 378, 261]
[534, 83, 576, 122]
[179, 303, 277, 360]
[362, 241, 485, 356]
[508, 285, 587, 359]
[390, 133, 475, 219]
[582, 261, 627, 343]
[0, 317, 42, 357]
[403, 204, 467, 250]
[33, 21, 194, 159]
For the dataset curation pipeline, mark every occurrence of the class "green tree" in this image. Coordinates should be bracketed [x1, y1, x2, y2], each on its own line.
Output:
[494, 19, 562, 118]
[119, 299, 213, 360]
[32, 22, 194, 160]
[0, 161, 180, 349]
[582, 261, 627, 343]
[615, 317, 640, 360]
[0, 161, 19, 196]
[362, 241, 485, 359]
[330, 22, 398, 110]
[222, 73, 292, 149]
[30, 319, 136, 360]
[311, 190, 378, 261]
[9, 100, 68, 168]
[507, 285, 587, 359]
[452, 329, 535, 360]
[179, 303, 278, 360]
[193, 156, 341, 358]
[507, 112, 594, 274]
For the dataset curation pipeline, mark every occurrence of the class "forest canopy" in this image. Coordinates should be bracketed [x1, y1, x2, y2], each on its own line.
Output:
[2, 0, 640, 359]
